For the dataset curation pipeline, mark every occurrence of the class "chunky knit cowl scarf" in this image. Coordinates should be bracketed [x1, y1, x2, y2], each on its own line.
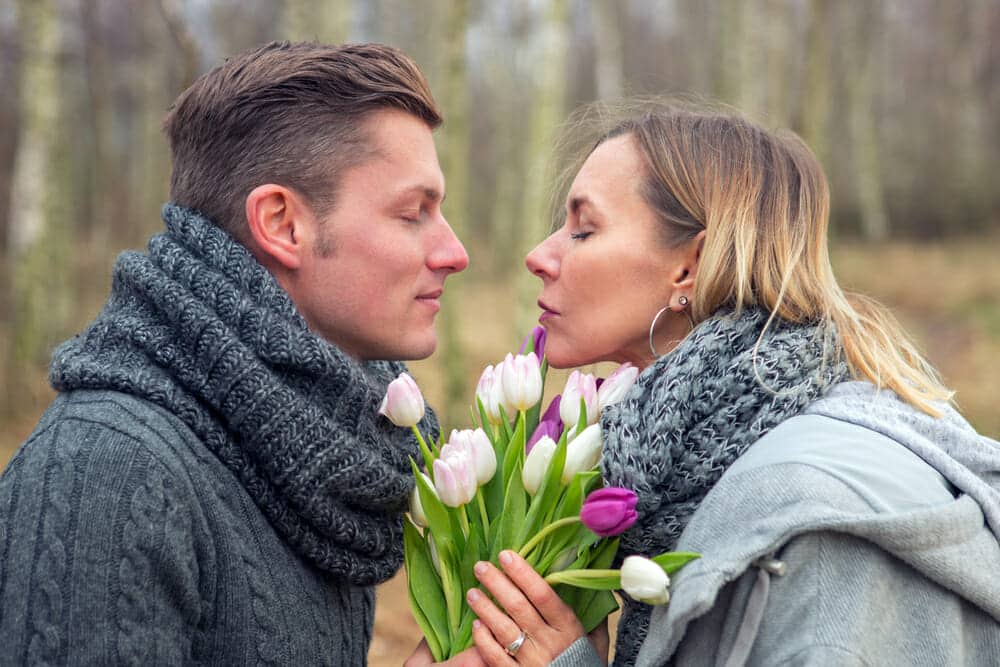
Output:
[50, 203, 435, 586]
[600, 307, 849, 665]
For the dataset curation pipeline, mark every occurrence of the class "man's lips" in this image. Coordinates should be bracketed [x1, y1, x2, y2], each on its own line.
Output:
[416, 289, 443, 311]
[417, 289, 443, 300]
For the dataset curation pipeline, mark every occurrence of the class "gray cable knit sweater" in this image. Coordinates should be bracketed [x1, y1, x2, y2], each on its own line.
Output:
[0, 205, 436, 665]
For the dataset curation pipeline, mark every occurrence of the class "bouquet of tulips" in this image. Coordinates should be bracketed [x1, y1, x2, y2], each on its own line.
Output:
[378, 328, 699, 661]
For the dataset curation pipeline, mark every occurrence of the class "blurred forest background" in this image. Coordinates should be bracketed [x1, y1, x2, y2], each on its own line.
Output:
[0, 0, 998, 663]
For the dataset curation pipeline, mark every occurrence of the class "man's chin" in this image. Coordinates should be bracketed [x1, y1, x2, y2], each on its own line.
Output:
[374, 332, 437, 362]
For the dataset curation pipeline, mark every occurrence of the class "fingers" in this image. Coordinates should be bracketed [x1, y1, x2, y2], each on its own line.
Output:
[403, 639, 433, 667]
[466, 586, 528, 658]
[472, 618, 517, 667]
[493, 551, 582, 630]
[472, 557, 547, 632]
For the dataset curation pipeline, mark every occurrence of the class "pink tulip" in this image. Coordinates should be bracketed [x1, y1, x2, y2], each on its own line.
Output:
[378, 372, 425, 427]
[447, 428, 497, 485]
[560, 371, 599, 429]
[500, 352, 543, 412]
[433, 446, 478, 507]
[476, 364, 508, 423]
[580, 487, 638, 537]
[597, 363, 639, 410]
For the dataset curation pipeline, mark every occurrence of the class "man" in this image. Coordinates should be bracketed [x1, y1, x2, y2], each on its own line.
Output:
[0, 42, 466, 664]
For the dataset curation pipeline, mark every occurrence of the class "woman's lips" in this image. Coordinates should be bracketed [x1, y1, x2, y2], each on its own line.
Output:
[538, 300, 559, 322]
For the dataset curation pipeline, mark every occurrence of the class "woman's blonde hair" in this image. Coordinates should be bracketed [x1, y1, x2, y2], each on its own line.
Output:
[551, 98, 952, 415]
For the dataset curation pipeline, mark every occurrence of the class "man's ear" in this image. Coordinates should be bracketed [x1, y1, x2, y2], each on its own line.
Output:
[671, 229, 706, 292]
[245, 184, 307, 270]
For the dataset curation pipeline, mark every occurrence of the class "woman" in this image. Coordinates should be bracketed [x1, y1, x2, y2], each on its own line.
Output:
[455, 101, 1000, 666]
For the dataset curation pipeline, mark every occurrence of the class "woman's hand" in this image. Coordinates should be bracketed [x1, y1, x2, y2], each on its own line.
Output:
[403, 639, 487, 667]
[466, 550, 595, 666]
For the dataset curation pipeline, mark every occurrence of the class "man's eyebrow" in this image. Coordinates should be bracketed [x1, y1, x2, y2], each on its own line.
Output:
[396, 186, 444, 203]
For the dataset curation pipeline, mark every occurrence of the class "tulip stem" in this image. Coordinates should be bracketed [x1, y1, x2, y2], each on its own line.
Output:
[458, 504, 471, 537]
[544, 568, 619, 585]
[518, 516, 581, 559]
[411, 426, 436, 476]
[476, 490, 490, 533]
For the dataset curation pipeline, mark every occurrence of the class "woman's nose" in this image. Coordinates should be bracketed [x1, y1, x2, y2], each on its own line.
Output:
[525, 234, 559, 280]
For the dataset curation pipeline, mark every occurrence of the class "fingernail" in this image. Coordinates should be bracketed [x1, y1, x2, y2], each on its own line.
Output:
[467, 588, 481, 603]
[474, 561, 488, 576]
[473, 619, 481, 630]
[499, 550, 513, 566]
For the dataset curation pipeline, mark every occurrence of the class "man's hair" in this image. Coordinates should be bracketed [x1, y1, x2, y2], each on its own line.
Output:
[163, 41, 441, 242]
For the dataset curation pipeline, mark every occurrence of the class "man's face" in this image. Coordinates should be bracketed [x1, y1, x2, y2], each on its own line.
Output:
[290, 108, 469, 360]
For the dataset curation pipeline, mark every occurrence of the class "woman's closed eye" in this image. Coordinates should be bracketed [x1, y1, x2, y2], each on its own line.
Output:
[570, 231, 592, 241]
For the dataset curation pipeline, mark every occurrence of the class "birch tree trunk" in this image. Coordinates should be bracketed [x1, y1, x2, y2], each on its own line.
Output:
[847, 0, 889, 241]
[6, 0, 72, 412]
[800, 0, 832, 170]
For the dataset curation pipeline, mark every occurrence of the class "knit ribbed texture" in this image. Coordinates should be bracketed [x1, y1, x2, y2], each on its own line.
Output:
[49, 203, 435, 585]
[1, 391, 379, 664]
[600, 308, 847, 666]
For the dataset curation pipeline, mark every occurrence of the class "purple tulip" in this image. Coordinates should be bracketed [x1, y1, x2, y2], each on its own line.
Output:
[519, 326, 547, 359]
[527, 395, 563, 453]
[580, 487, 638, 537]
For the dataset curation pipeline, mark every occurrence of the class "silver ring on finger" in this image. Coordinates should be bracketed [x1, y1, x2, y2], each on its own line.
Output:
[506, 629, 527, 656]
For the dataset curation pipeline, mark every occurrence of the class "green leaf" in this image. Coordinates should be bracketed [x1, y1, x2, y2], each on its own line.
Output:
[651, 551, 701, 574]
[516, 426, 568, 548]
[502, 411, 526, 493]
[404, 520, 448, 660]
[411, 460, 465, 559]
[449, 606, 477, 658]
[499, 404, 514, 442]
[575, 396, 589, 435]
[533, 522, 591, 575]
[554, 470, 600, 521]
[492, 458, 526, 554]
[576, 590, 619, 634]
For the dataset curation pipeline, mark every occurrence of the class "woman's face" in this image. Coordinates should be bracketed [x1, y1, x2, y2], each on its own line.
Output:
[525, 134, 696, 369]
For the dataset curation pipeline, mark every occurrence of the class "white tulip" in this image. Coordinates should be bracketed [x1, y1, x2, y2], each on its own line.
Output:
[500, 352, 543, 412]
[409, 472, 433, 527]
[522, 435, 556, 496]
[561, 423, 602, 484]
[620, 555, 671, 605]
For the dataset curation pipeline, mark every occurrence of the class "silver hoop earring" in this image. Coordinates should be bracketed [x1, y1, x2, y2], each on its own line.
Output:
[648, 306, 670, 358]
[648, 298, 696, 358]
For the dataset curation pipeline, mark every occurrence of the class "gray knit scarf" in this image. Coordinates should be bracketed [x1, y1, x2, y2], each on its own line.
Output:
[50, 203, 436, 586]
[600, 308, 849, 665]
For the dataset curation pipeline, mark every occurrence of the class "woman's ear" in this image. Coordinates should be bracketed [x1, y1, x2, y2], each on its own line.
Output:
[671, 229, 706, 293]
[245, 184, 306, 270]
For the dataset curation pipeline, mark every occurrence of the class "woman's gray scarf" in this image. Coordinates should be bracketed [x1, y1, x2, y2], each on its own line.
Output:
[600, 308, 848, 665]
[50, 203, 436, 586]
